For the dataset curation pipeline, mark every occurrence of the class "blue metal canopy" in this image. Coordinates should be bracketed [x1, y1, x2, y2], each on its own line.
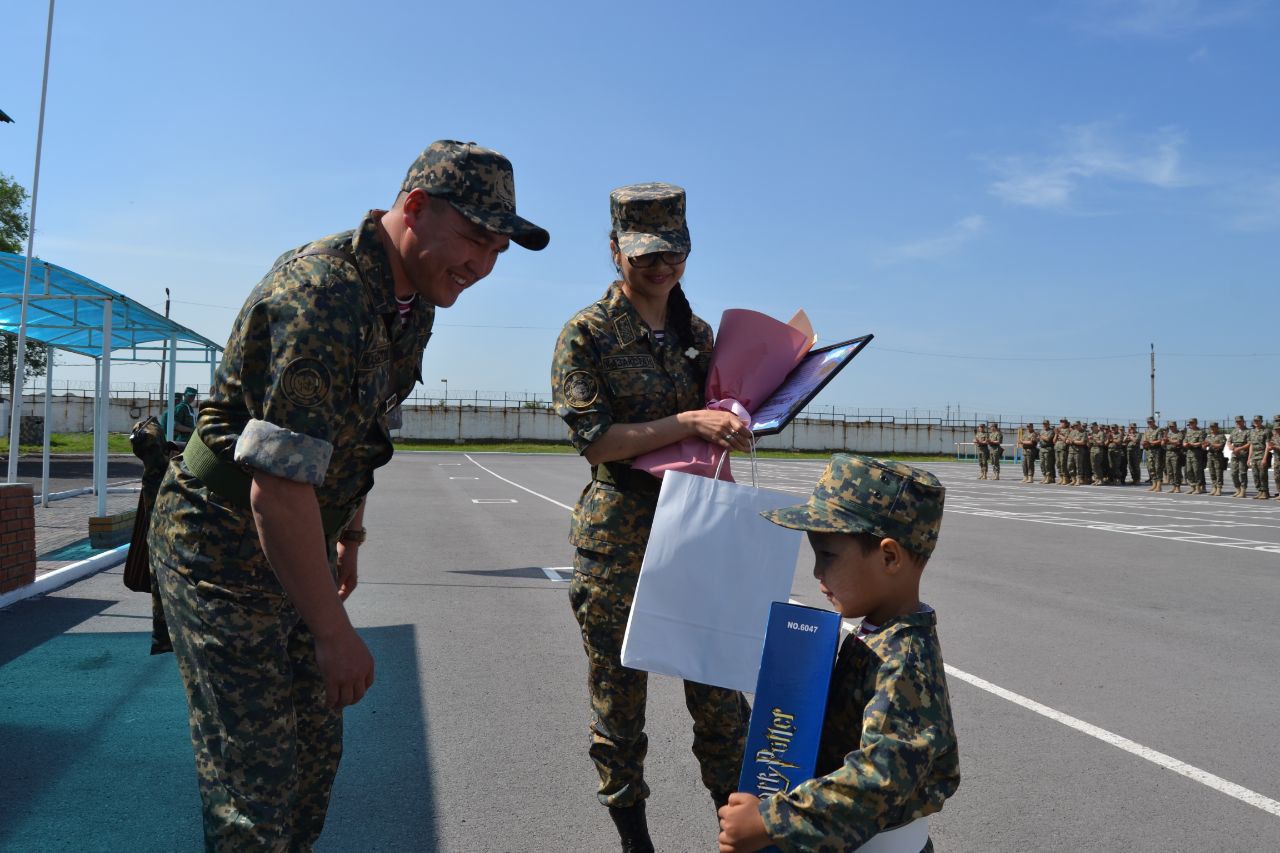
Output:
[0, 250, 222, 360]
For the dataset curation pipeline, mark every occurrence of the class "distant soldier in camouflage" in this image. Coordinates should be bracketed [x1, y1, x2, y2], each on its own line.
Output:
[718, 455, 958, 852]
[1249, 415, 1272, 499]
[974, 424, 990, 479]
[1272, 415, 1280, 497]
[1020, 424, 1037, 483]
[1268, 426, 1280, 502]
[1068, 421, 1087, 486]
[1184, 418, 1206, 495]
[1206, 422, 1227, 496]
[1126, 423, 1142, 484]
[1229, 415, 1251, 497]
[1038, 420, 1056, 483]
[987, 422, 1003, 480]
[1143, 417, 1165, 490]
[1087, 423, 1108, 486]
[553, 182, 750, 851]
[1107, 425, 1126, 485]
[149, 141, 548, 851]
[1163, 420, 1185, 493]
[1055, 418, 1071, 486]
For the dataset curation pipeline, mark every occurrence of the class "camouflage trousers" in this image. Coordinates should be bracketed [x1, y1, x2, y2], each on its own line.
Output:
[1186, 449, 1206, 488]
[1089, 448, 1106, 483]
[1067, 447, 1083, 481]
[1252, 458, 1271, 496]
[155, 560, 342, 852]
[1040, 446, 1056, 480]
[977, 445, 989, 474]
[1164, 450, 1184, 486]
[1055, 446, 1069, 479]
[1207, 453, 1224, 488]
[1128, 448, 1142, 483]
[1021, 449, 1035, 479]
[1080, 448, 1092, 481]
[990, 447, 1001, 474]
[1231, 455, 1249, 491]
[570, 549, 750, 807]
[1108, 448, 1126, 484]
[1146, 449, 1163, 482]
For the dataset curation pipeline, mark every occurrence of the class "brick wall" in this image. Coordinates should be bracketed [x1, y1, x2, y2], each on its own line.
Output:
[1, 483, 36, 592]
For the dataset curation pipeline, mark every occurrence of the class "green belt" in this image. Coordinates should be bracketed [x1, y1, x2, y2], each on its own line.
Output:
[183, 429, 355, 536]
[592, 461, 662, 495]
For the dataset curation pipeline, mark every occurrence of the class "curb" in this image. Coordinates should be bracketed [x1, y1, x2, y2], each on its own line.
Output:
[0, 544, 130, 610]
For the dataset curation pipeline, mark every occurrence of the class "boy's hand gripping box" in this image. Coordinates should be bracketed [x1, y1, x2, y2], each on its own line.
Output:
[738, 600, 842, 847]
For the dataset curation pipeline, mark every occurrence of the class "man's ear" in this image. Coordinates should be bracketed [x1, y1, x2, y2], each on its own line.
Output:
[881, 537, 905, 576]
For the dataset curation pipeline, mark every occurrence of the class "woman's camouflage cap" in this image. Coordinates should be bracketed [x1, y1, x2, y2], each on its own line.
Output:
[610, 182, 691, 258]
[760, 454, 945, 559]
[402, 140, 549, 251]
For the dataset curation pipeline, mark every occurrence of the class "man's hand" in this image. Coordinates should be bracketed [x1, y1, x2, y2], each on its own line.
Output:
[336, 541, 359, 601]
[718, 793, 771, 853]
[314, 625, 375, 709]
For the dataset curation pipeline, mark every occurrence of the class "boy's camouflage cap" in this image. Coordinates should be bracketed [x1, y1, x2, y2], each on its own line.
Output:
[402, 140, 549, 251]
[610, 182, 691, 258]
[761, 454, 945, 559]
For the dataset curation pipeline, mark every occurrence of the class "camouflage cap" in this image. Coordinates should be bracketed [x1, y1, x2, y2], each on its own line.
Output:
[1235, 415, 1246, 421]
[1188, 417, 1198, 424]
[610, 182, 691, 258]
[760, 454, 944, 560]
[183, 386, 197, 396]
[1210, 421, 1220, 428]
[402, 140, 549, 251]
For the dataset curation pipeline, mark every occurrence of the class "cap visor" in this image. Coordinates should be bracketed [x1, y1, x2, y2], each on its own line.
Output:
[451, 203, 550, 251]
[759, 502, 874, 535]
[616, 230, 690, 258]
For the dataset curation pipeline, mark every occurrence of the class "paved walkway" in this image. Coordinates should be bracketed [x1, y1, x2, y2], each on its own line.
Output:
[35, 490, 140, 573]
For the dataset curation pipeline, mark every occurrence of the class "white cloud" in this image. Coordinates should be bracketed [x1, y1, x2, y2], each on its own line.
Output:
[1079, 0, 1261, 39]
[875, 215, 987, 266]
[988, 123, 1187, 210]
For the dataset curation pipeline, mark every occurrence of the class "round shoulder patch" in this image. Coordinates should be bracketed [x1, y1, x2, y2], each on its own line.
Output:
[564, 370, 599, 409]
[280, 357, 332, 408]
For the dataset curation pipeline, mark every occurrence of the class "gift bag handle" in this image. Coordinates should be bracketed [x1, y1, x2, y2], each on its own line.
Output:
[712, 432, 759, 489]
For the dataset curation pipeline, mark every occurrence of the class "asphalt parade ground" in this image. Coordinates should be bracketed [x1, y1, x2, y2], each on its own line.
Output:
[2, 453, 1278, 851]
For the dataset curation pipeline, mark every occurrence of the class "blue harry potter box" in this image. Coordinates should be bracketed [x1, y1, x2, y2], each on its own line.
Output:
[738, 601, 842, 850]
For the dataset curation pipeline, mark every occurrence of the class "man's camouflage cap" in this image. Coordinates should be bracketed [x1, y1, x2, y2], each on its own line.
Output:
[1210, 421, 1219, 428]
[183, 386, 197, 396]
[402, 140, 549, 251]
[610, 182, 691, 258]
[760, 454, 944, 559]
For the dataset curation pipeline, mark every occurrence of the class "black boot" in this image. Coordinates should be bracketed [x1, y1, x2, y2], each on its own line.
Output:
[608, 802, 655, 853]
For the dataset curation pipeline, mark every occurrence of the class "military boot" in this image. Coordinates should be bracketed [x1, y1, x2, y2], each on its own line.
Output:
[1152, 480, 1163, 492]
[1236, 487, 1246, 498]
[1212, 485, 1221, 496]
[1170, 484, 1181, 493]
[1147, 479, 1158, 491]
[609, 803, 655, 853]
[993, 471, 1000, 480]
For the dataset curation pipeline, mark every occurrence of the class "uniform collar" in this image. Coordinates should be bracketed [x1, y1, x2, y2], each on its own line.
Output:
[352, 210, 398, 316]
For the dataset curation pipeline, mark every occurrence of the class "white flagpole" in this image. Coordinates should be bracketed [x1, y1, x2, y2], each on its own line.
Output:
[7, 0, 57, 483]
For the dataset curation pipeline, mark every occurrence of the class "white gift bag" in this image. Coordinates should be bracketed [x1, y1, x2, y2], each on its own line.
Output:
[621, 468, 803, 693]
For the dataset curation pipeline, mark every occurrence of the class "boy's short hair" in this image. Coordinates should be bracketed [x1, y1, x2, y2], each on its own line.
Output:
[760, 454, 945, 560]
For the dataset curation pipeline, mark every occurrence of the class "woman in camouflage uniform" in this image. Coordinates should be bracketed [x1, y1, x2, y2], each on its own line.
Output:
[551, 183, 752, 852]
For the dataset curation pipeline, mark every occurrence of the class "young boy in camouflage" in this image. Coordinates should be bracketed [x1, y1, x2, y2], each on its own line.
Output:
[717, 454, 959, 853]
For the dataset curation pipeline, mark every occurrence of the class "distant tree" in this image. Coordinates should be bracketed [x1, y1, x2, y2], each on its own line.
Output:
[0, 172, 49, 400]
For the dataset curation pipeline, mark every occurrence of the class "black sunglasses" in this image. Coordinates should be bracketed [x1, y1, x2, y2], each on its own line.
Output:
[628, 251, 689, 269]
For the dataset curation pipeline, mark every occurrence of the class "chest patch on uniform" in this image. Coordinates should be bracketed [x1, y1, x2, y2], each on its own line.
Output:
[280, 357, 331, 408]
[602, 354, 657, 371]
[564, 370, 599, 409]
[612, 315, 637, 348]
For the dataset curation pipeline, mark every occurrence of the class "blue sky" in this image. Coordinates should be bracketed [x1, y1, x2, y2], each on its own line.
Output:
[3, 0, 1278, 424]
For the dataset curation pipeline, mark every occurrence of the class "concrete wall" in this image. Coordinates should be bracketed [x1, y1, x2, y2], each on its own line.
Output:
[1, 395, 992, 455]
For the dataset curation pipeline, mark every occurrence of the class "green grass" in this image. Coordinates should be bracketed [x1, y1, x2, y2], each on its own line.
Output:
[15, 432, 133, 454]
[390, 438, 954, 463]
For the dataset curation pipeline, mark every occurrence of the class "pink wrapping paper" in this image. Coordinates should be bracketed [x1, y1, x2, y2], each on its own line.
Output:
[632, 308, 815, 481]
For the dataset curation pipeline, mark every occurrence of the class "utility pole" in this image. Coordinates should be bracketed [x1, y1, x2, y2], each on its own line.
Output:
[1149, 343, 1155, 420]
[158, 287, 170, 402]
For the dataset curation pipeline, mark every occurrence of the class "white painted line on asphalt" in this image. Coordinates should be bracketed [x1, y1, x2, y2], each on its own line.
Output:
[472, 498, 518, 504]
[542, 567, 573, 582]
[942, 664, 1280, 819]
[465, 454, 575, 511]
[449, 476, 480, 480]
[480, 458, 1280, 818]
[437, 463, 463, 466]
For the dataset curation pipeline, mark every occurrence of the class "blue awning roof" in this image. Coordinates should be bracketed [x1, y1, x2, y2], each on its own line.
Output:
[0, 250, 222, 361]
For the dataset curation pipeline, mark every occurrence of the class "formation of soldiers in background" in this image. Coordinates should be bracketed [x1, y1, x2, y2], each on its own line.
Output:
[973, 415, 1280, 499]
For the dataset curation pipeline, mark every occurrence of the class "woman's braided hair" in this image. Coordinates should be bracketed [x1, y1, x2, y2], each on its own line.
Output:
[611, 230, 697, 351]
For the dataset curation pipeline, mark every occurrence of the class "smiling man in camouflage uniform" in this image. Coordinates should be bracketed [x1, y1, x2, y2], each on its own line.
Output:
[149, 141, 548, 851]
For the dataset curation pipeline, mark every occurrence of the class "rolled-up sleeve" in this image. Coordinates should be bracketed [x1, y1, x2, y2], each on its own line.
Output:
[551, 320, 611, 453]
[230, 268, 361, 482]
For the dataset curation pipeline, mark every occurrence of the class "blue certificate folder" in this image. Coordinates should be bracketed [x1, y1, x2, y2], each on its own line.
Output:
[738, 601, 842, 807]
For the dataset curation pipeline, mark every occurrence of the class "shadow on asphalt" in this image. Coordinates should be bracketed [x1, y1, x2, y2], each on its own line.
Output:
[0, 595, 114, 666]
[448, 566, 557, 581]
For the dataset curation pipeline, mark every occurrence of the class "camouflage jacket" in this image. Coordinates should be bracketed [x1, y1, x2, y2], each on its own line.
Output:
[973, 428, 988, 447]
[760, 608, 959, 852]
[1037, 429, 1054, 448]
[551, 282, 713, 558]
[1247, 427, 1272, 460]
[1069, 428, 1085, 446]
[1125, 430, 1141, 449]
[149, 211, 434, 585]
[987, 429, 1002, 450]
[1053, 428, 1068, 450]
[1164, 430, 1185, 449]
[1184, 427, 1205, 448]
[1206, 432, 1227, 453]
[1087, 430, 1105, 448]
[1143, 427, 1164, 449]
[1229, 427, 1250, 455]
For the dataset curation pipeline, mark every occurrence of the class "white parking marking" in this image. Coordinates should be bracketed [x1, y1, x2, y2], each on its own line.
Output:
[473, 454, 1280, 820]
[471, 499, 517, 504]
[449, 476, 480, 480]
[542, 567, 573, 582]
